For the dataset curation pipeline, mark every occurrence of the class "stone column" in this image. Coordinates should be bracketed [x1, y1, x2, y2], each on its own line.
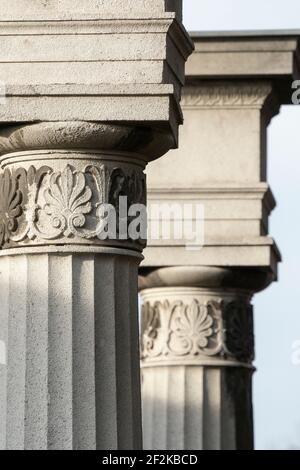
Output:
[140, 33, 300, 450]
[140, 266, 272, 450]
[0, 1, 193, 450]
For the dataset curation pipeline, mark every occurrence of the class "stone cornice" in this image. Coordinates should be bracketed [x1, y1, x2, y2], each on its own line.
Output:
[0, 18, 192, 77]
[0, 122, 151, 253]
[139, 266, 272, 292]
[185, 35, 300, 105]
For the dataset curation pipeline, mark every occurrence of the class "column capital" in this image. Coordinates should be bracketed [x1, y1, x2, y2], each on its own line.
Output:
[0, 1, 184, 21]
[0, 122, 155, 252]
[140, 265, 268, 370]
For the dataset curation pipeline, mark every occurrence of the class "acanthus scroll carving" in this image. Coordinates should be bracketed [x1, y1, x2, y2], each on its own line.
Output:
[0, 163, 146, 249]
[141, 298, 254, 364]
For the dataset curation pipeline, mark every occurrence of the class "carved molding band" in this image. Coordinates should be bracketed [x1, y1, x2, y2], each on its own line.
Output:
[181, 83, 273, 108]
[141, 298, 254, 365]
[0, 163, 146, 250]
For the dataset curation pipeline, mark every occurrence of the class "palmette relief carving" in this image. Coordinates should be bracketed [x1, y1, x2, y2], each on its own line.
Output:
[0, 169, 22, 246]
[0, 163, 146, 249]
[141, 298, 254, 364]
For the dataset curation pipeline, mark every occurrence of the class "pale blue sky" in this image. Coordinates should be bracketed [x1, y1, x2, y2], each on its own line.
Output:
[183, 0, 300, 450]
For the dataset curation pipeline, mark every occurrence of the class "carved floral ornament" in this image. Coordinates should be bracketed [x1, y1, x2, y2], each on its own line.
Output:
[0, 164, 146, 249]
[141, 298, 254, 364]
